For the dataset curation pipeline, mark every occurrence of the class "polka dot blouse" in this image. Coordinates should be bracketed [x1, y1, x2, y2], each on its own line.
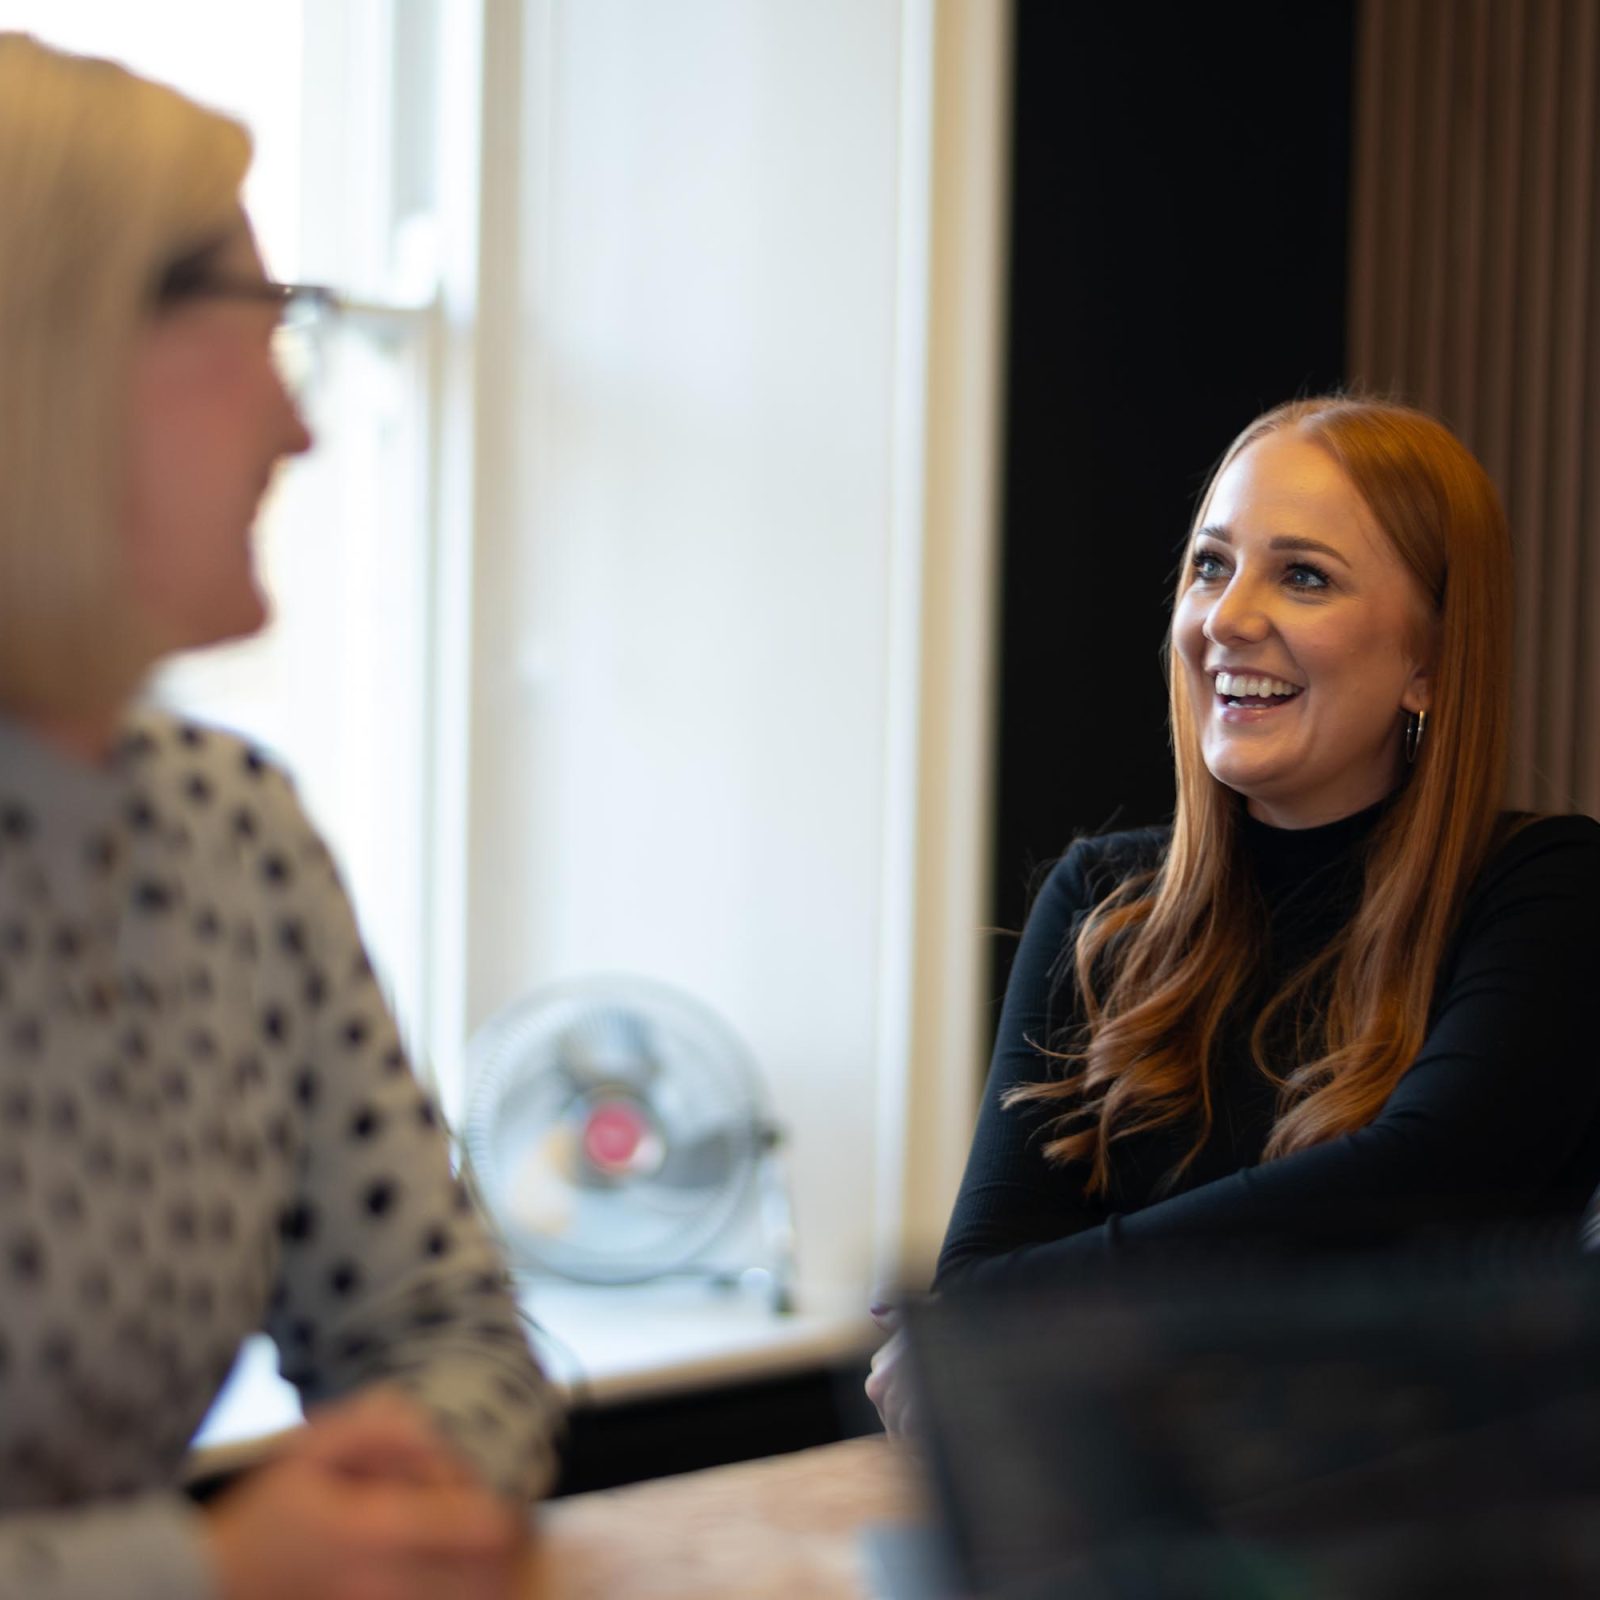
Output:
[0, 711, 560, 1599]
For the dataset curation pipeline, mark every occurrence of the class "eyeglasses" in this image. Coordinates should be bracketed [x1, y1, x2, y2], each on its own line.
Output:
[154, 275, 343, 403]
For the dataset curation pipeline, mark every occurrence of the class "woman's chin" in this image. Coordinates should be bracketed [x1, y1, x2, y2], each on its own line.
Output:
[154, 593, 272, 660]
[1201, 743, 1290, 804]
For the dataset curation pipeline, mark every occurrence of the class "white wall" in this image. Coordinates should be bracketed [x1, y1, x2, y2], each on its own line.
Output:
[457, 0, 1008, 1308]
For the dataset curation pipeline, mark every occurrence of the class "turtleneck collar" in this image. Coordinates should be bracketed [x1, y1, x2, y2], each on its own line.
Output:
[1239, 792, 1394, 898]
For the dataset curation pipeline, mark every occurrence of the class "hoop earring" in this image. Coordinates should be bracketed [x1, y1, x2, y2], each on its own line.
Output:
[1404, 709, 1428, 764]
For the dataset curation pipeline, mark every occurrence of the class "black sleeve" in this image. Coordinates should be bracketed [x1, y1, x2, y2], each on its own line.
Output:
[934, 837, 1144, 1288]
[938, 816, 1600, 1293]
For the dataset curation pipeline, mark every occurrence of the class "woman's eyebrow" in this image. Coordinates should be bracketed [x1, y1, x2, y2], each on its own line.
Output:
[1194, 525, 1352, 567]
[1270, 534, 1351, 566]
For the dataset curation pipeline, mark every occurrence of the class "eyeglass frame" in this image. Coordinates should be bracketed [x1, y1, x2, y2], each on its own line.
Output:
[151, 273, 344, 402]
[152, 270, 342, 319]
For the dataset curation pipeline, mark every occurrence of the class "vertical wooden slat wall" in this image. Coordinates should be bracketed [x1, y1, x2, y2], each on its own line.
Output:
[1350, 0, 1600, 816]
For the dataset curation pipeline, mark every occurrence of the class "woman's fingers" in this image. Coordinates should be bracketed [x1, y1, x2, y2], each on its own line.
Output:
[206, 1449, 525, 1600]
[865, 1327, 917, 1437]
[342, 1476, 523, 1557]
[289, 1388, 474, 1487]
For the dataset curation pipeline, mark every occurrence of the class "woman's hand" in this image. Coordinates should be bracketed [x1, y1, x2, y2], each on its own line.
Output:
[282, 1389, 478, 1488]
[205, 1391, 528, 1600]
[864, 1302, 919, 1439]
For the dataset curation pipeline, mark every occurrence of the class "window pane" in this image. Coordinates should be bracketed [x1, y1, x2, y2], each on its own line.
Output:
[3, 2, 439, 1062]
[0, 1, 305, 273]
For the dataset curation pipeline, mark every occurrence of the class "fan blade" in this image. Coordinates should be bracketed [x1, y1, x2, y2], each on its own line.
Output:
[652, 1126, 745, 1190]
[552, 1007, 663, 1092]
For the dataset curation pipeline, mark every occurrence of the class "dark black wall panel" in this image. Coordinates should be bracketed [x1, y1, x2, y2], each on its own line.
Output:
[990, 0, 1356, 1002]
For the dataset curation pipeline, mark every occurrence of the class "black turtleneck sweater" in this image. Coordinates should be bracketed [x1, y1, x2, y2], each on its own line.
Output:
[936, 806, 1600, 1291]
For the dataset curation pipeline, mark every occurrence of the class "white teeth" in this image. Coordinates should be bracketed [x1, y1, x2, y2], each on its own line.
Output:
[1215, 671, 1300, 699]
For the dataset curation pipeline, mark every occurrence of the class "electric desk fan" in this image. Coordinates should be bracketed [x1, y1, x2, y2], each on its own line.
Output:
[461, 975, 794, 1309]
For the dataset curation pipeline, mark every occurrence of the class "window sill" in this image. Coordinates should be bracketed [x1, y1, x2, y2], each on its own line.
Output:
[525, 1277, 872, 1407]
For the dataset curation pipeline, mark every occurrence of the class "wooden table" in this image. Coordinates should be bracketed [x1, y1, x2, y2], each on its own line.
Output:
[524, 1436, 924, 1598]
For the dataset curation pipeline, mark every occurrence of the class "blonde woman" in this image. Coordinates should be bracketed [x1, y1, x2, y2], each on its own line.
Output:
[870, 396, 1600, 1430]
[0, 35, 557, 1598]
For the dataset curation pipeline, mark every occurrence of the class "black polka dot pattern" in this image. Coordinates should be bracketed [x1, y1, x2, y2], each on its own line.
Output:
[0, 711, 558, 1588]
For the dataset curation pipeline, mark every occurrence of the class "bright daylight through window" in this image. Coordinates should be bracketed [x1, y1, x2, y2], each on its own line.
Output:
[0, 0, 442, 1074]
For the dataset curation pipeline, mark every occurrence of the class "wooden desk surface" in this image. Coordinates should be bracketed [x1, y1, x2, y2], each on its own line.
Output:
[525, 1435, 922, 1598]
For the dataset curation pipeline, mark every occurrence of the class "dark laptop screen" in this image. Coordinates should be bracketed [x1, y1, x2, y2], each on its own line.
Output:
[904, 1240, 1600, 1598]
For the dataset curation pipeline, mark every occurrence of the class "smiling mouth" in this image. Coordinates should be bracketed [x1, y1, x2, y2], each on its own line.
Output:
[1212, 670, 1305, 710]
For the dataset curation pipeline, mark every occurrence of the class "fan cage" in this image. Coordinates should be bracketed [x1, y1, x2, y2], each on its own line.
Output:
[462, 975, 774, 1285]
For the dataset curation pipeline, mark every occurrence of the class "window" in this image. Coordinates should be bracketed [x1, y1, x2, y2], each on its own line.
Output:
[4, 0, 449, 1072]
[7, 0, 1008, 1333]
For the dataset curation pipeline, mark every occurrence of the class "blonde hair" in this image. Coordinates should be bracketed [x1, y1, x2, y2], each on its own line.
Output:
[1011, 397, 1513, 1191]
[0, 33, 251, 715]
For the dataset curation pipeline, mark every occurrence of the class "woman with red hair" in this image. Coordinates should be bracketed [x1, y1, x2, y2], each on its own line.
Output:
[871, 396, 1600, 1429]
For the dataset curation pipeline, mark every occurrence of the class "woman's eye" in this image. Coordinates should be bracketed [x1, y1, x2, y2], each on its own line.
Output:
[1284, 563, 1331, 591]
[1191, 550, 1228, 581]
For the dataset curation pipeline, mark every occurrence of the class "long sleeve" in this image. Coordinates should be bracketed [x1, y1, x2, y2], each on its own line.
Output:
[0, 710, 561, 1599]
[0, 1497, 215, 1600]
[935, 832, 1162, 1287]
[250, 761, 563, 1500]
[940, 816, 1600, 1294]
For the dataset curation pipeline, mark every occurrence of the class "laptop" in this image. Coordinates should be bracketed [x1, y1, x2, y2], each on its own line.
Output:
[867, 1231, 1600, 1598]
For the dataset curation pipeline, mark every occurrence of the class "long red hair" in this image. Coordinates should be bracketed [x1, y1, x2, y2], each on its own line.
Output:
[1009, 397, 1513, 1192]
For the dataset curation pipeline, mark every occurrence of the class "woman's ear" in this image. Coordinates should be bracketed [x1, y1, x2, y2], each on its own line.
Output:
[1402, 607, 1438, 716]
[1401, 660, 1433, 717]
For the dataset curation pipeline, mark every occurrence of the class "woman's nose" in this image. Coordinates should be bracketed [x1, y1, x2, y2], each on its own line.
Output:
[1201, 576, 1271, 646]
